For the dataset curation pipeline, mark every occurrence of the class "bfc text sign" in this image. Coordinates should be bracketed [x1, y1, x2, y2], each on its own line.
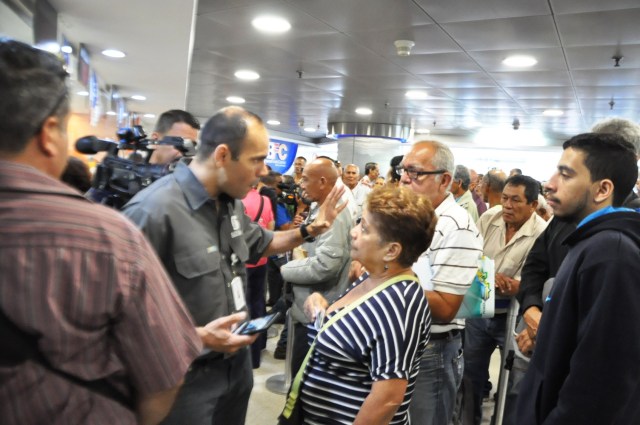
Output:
[266, 139, 298, 174]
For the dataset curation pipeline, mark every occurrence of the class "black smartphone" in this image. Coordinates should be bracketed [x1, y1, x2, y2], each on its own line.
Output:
[234, 312, 281, 335]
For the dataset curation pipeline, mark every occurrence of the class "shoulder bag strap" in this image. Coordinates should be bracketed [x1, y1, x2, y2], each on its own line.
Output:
[281, 273, 417, 418]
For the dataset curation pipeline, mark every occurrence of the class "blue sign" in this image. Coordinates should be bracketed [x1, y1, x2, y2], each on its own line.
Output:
[266, 138, 298, 173]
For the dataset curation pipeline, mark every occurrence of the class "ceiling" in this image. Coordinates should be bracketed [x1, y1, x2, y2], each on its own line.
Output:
[37, 0, 640, 145]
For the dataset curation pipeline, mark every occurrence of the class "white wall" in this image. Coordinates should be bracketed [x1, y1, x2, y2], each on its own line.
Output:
[0, 3, 32, 42]
[334, 135, 563, 182]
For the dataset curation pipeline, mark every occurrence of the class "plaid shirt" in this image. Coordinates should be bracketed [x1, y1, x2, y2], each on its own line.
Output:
[0, 161, 201, 425]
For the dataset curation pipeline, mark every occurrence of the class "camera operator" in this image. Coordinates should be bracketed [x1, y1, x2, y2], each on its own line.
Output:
[147, 109, 200, 165]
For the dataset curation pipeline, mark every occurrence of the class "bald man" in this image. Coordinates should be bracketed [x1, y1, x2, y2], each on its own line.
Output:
[281, 158, 355, 376]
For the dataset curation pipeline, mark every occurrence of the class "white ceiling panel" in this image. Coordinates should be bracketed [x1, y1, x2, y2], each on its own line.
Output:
[414, 0, 551, 23]
[556, 9, 640, 47]
[442, 16, 560, 51]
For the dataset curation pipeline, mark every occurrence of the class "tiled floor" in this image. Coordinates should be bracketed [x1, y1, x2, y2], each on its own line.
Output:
[246, 324, 504, 425]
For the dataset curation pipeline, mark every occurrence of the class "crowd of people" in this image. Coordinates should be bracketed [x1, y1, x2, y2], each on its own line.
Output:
[2, 39, 640, 425]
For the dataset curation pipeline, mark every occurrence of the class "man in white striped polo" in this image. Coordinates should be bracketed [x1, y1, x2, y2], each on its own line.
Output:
[400, 141, 483, 425]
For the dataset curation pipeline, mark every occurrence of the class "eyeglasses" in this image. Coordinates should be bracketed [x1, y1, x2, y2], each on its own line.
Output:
[396, 166, 446, 181]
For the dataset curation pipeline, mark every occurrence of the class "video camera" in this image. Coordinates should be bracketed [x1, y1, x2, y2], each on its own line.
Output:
[78, 125, 196, 209]
[277, 181, 299, 208]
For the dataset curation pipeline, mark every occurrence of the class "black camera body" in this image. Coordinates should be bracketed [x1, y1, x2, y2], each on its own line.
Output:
[79, 125, 195, 209]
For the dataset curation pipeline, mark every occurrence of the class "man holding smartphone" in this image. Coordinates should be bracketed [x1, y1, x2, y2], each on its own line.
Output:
[123, 107, 346, 425]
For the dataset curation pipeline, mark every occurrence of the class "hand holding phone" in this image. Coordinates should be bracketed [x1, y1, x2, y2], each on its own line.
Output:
[233, 312, 281, 335]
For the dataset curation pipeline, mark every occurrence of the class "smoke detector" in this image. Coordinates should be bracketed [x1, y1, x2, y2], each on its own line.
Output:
[394, 40, 415, 57]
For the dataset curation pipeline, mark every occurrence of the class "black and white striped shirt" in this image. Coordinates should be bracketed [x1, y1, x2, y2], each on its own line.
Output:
[300, 275, 431, 424]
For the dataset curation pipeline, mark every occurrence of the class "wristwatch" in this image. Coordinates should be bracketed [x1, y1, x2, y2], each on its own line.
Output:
[299, 223, 316, 242]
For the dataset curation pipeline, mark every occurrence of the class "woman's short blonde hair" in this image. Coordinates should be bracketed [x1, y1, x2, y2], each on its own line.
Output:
[366, 186, 437, 267]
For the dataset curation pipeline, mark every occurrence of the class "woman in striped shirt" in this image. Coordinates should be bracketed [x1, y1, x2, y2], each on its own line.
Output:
[300, 186, 437, 424]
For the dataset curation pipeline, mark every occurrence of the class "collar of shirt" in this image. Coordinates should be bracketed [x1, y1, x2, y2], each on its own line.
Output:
[0, 160, 88, 201]
[173, 161, 217, 210]
[577, 205, 634, 228]
[435, 192, 457, 217]
[486, 208, 543, 240]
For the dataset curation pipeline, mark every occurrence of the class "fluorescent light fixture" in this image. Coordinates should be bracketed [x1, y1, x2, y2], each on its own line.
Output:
[542, 109, 564, 117]
[252, 15, 291, 33]
[226, 96, 246, 104]
[235, 69, 260, 80]
[77, 91, 89, 96]
[106, 111, 117, 116]
[131, 95, 146, 101]
[143, 113, 156, 118]
[267, 120, 280, 126]
[355, 107, 373, 115]
[102, 49, 126, 58]
[414, 128, 431, 134]
[303, 127, 317, 132]
[502, 55, 537, 67]
[61, 45, 73, 54]
[406, 90, 429, 100]
[35, 41, 60, 54]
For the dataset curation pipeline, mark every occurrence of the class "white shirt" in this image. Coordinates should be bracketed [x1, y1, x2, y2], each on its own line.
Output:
[413, 193, 483, 332]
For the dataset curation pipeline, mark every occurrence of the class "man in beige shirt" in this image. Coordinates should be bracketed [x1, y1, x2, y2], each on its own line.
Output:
[463, 174, 547, 425]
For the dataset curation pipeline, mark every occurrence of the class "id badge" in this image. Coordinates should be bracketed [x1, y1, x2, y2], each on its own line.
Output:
[230, 276, 246, 311]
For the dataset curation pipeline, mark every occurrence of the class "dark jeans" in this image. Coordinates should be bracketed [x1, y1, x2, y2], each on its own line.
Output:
[267, 256, 286, 305]
[410, 333, 464, 425]
[463, 314, 507, 425]
[160, 349, 253, 425]
[246, 265, 267, 368]
[290, 322, 311, 378]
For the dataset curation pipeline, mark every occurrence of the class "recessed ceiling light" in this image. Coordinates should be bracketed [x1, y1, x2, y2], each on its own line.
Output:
[542, 109, 564, 117]
[355, 107, 372, 115]
[131, 95, 146, 101]
[77, 90, 89, 96]
[267, 120, 280, 126]
[102, 49, 126, 58]
[406, 90, 429, 100]
[226, 96, 246, 104]
[502, 55, 537, 67]
[251, 15, 291, 34]
[235, 69, 260, 80]
[61, 45, 73, 54]
[106, 111, 117, 116]
[415, 128, 431, 134]
[143, 113, 156, 118]
[304, 127, 317, 132]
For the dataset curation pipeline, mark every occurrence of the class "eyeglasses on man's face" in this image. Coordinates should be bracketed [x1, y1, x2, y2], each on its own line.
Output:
[396, 166, 446, 181]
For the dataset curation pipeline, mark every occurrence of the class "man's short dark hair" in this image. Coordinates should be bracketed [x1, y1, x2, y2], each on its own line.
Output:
[389, 155, 403, 183]
[484, 170, 506, 194]
[504, 174, 540, 204]
[154, 109, 200, 135]
[0, 39, 69, 153]
[197, 107, 263, 160]
[365, 162, 378, 176]
[563, 133, 638, 206]
[260, 170, 281, 185]
[61, 157, 92, 193]
[296, 156, 307, 162]
[454, 165, 471, 190]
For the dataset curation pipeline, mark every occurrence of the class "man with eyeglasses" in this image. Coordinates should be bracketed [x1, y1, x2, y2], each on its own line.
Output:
[0, 39, 201, 424]
[400, 141, 483, 425]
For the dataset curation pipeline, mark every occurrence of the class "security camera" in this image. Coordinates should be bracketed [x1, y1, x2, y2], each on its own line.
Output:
[512, 118, 520, 130]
